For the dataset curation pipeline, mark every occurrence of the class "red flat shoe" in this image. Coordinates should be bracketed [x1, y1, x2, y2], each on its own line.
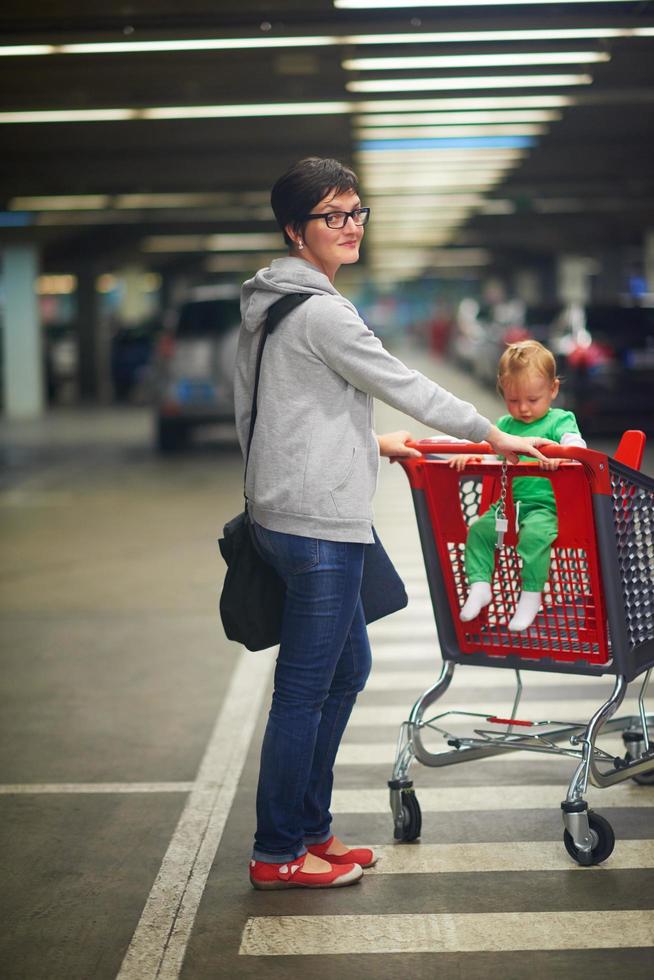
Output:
[306, 836, 377, 869]
[249, 853, 363, 890]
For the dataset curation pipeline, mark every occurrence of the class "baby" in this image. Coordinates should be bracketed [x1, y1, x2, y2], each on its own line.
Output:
[450, 340, 586, 632]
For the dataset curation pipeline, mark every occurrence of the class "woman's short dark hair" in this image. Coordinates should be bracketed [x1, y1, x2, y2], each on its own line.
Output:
[270, 157, 359, 247]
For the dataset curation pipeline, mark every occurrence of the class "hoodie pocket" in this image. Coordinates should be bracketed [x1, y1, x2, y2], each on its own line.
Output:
[330, 447, 366, 518]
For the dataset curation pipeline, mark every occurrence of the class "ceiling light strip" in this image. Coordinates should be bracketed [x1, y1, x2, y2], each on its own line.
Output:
[336, 0, 640, 8]
[344, 52, 609, 70]
[347, 74, 593, 93]
[2, 27, 653, 57]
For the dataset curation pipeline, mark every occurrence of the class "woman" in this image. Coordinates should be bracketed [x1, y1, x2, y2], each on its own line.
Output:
[234, 157, 547, 890]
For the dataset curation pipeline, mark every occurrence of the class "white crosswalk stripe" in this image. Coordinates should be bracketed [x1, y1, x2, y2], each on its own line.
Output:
[239, 910, 654, 956]
[331, 783, 654, 813]
[366, 840, 654, 874]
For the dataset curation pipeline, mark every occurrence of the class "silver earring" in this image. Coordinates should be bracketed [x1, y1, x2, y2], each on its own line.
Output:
[297, 239, 304, 250]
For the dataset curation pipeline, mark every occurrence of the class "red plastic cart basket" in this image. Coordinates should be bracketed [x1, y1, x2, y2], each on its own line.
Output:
[388, 433, 654, 866]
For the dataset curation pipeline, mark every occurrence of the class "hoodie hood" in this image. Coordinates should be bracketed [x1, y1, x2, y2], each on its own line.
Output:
[240, 256, 340, 332]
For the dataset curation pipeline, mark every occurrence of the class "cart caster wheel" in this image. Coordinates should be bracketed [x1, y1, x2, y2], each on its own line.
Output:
[631, 765, 654, 786]
[394, 789, 422, 842]
[623, 735, 654, 785]
[563, 810, 615, 866]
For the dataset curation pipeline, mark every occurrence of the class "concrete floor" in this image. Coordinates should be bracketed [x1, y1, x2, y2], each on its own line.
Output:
[1, 347, 653, 980]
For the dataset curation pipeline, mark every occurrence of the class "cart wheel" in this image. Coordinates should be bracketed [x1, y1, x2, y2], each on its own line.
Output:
[394, 789, 422, 842]
[563, 810, 615, 866]
[623, 745, 654, 785]
[632, 767, 654, 786]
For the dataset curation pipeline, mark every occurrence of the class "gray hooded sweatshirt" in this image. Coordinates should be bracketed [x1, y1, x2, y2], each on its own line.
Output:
[235, 256, 491, 543]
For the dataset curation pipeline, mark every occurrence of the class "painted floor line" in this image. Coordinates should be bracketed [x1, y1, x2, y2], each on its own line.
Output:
[331, 783, 654, 813]
[239, 910, 654, 956]
[0, 782, 195, 794]
[115, 649, 274, 980]
[367, 839, 654, 874]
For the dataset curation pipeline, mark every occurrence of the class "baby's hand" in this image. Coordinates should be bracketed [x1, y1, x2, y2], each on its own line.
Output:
[448, 454, 483, 472]
[538, 458, 561, 471]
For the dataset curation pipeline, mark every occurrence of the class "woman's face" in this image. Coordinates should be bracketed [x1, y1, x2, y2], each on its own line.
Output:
[288, 187, 365, 282]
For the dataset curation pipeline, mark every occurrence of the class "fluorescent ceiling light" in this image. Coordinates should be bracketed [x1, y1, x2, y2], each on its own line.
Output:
[344, 51, 609, 71]
[368, 193, 486, 206]
[63, 37, 339, 53]
[142, 233, 282, 252]
[0, 97, 577, 126]
[355, 95, 574, 111]
[355, 124, 546, 137]
[357, 148, 525, 162]
[114, 192, 232, 208]
[347, 74, 592, 93]
[363, 173, 508, 187]
[9, 194, 110, 210]
[0, 45, 58, 56]
[142, 101, 349, 119]
[345, 28, 654, 44]
[0, 101, 350, 124]
[0, 109, 137, 123]
[336, 0, 638, 7]
[2, 26, 653, 58]
[355, 110, 561, 124]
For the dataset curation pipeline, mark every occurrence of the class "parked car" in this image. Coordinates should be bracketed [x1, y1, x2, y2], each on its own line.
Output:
[111, 322, 158, 402]
[550, 304, 654, 434]
[152, 290, 241, 452]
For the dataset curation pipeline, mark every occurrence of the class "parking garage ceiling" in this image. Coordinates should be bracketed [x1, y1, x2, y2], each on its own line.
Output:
[1, 1, 654, 281]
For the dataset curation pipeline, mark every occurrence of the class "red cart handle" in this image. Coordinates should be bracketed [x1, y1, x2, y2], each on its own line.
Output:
[403, 440, 613, 493]
[407, 440, 588, 460]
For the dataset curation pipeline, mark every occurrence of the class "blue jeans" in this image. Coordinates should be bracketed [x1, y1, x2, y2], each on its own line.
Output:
[251, 523, 372, 863]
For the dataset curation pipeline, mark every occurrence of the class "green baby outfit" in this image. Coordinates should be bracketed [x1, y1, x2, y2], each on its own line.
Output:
[465, 408, 583, 591]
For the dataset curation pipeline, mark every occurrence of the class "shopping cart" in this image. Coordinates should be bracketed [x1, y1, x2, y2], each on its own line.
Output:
[389, 431, 654, 865]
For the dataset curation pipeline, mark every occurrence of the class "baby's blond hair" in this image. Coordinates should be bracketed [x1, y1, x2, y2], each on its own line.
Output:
[497, 339, 557, 395]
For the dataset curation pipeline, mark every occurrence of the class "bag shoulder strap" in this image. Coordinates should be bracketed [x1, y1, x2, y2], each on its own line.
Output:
[244, 292, 312, 491]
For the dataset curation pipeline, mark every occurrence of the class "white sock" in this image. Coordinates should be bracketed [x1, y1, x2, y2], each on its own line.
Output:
[460, 582, 492, 622]
[508, 591, 542, 631]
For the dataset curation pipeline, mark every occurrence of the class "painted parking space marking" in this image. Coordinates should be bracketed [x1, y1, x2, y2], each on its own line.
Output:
[0, 782, 194, 794]
[115, 649, 274, 980]
[366, 839, 654, 874]
[331, 783, 654, 813]
[239, 910, 654, 956]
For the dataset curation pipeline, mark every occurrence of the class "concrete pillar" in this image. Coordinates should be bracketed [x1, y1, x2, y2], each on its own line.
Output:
[75, 263, 100, 402]
[1, 244, 44, 417]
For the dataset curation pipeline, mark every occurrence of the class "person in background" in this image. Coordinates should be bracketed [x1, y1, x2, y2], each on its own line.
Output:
[234, 157, 550, 890]
[450, 340, 586, 631]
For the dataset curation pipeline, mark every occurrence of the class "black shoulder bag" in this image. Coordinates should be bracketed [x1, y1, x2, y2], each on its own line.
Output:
[218, 293, 407, 652]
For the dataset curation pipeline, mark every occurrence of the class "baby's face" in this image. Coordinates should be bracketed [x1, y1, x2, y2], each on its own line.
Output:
[502, 371, 559, 425]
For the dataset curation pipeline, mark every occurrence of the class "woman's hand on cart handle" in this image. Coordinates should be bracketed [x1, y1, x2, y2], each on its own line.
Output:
[486, 425, 551, 466]
[378, 430, 423, 461]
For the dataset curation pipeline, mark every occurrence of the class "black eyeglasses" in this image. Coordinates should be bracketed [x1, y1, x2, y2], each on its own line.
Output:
[303, 207, 371, 230]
